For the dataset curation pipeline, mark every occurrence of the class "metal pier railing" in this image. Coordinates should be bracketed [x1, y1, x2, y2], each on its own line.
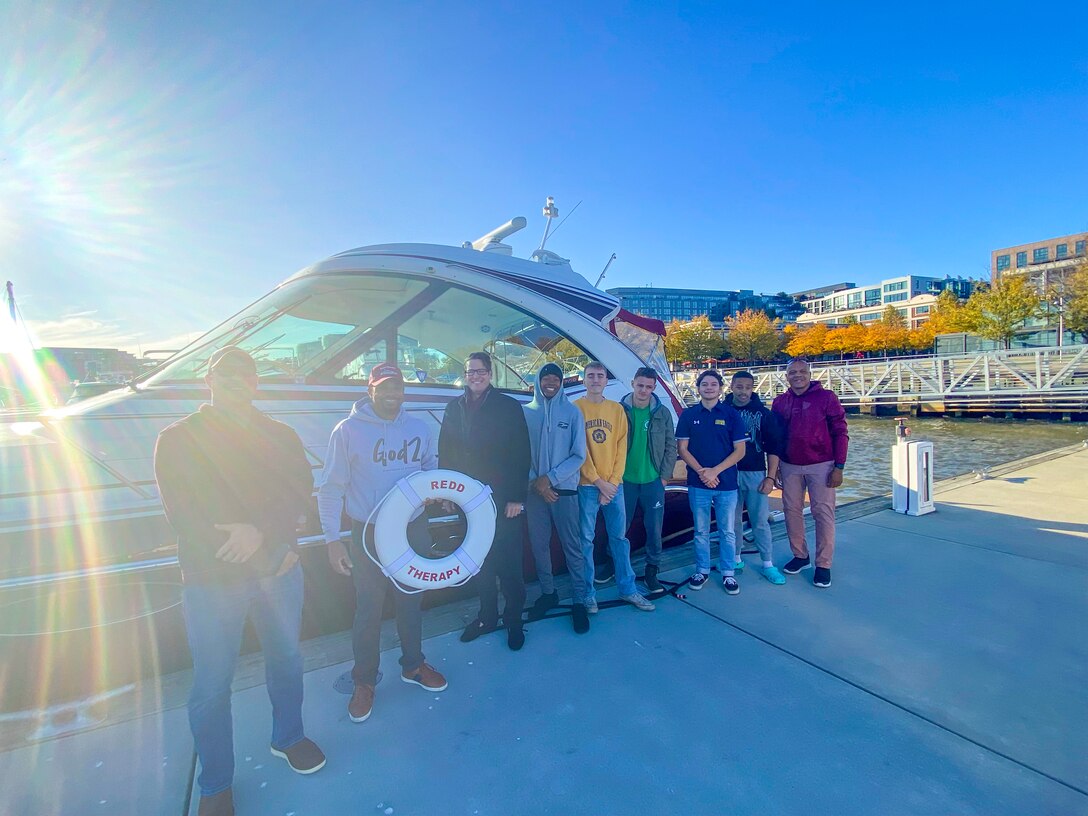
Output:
[673, 344, 1088, 414]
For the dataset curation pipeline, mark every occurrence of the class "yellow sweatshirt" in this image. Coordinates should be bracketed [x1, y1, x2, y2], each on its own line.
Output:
[575, 397, 628, 486]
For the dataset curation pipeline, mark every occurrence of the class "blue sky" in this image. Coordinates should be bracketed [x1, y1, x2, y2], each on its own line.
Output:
[2, 1, 1086, 352]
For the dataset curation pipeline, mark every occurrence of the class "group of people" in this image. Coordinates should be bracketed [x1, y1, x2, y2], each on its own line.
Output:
[154, 348, 847, 816]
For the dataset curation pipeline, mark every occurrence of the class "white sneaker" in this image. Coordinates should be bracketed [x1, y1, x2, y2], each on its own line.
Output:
[585, 598, 599, 614]
[621, 593, 655, 612]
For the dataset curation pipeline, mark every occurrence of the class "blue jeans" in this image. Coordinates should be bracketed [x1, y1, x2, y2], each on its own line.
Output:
[183, 565, 306, 797]
[733, 470, 773, 562]
[578, 485, 637, 599]
[350, 522, 425, 687]
[688, 487, 738, 575]
[623, 479, 666, 566]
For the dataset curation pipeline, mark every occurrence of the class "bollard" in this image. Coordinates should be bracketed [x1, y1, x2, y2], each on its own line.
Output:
[891, 418, 935, 516]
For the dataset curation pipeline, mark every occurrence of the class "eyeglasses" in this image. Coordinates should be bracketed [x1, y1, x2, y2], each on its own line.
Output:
[464, 368, 490, 377]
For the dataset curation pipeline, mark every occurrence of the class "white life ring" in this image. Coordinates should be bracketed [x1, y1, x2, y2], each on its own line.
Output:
[370, 469, 496, 591]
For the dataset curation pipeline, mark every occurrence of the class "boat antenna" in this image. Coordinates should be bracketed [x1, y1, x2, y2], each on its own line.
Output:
[538, 197, 559, 250]
[593, 253, 617, 288]
[5, 281, 15, 324]
[543, 199, 582, 244]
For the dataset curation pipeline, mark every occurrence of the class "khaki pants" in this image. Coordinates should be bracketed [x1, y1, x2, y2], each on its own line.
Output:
[780, 460, 836, 568]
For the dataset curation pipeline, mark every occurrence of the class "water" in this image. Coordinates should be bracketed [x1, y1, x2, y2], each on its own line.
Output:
[835, 416, 1087, 503]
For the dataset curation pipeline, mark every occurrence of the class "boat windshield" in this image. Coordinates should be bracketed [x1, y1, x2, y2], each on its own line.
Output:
[610, 316, 682, 398]
[143, 273, 592, 392]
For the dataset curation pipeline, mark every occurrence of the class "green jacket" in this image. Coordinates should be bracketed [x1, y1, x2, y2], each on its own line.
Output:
[620, 392, 678, 481]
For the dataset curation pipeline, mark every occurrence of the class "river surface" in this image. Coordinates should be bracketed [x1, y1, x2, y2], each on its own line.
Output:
[833, 416, 1087, 502]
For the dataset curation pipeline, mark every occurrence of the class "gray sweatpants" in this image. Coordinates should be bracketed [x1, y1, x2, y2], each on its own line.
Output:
[526, 491, 590, 604]
[733, 469, 774, 563]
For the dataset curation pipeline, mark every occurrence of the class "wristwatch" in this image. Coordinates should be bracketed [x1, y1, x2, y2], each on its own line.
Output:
[834, 463, 845, 470]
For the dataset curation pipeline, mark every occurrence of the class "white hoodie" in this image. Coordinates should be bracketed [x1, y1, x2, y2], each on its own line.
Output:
[316, 395, 437, 542]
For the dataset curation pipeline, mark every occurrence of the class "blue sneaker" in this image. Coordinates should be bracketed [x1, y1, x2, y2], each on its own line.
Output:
[733, 559, 744, 572]
[758, 565, 786, 585]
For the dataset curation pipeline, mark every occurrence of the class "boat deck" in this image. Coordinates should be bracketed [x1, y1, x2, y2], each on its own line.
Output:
[4, 445, 1087, 815]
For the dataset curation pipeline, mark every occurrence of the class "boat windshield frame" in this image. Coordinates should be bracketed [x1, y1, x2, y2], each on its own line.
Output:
[140, 271, 596, 393]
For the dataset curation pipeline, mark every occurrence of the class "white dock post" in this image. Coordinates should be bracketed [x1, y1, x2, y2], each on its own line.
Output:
[891, 418, 935, 516]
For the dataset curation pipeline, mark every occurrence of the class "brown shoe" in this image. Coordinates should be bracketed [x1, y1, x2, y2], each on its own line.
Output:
[198, 788, 234, 816]
[401, 662, 448, 692]
[270, 737, 326, 774]
[348, 683, 375, 722]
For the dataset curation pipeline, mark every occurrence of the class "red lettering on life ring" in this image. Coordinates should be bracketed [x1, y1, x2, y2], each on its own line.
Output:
[406, 564, 463, 582]
[430, 479, 467, 493]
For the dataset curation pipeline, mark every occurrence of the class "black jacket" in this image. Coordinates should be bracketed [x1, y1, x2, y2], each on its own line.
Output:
[723, 393, 784, 472]
[438, 386, 531, 507]
[154, 404, 313, 583]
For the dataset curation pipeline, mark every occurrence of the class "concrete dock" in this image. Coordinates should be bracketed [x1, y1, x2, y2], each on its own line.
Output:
[3, 445, 1086, 815]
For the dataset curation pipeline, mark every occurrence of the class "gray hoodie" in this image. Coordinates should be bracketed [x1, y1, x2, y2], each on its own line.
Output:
[316, 396, 437, 542]
[522, 374, 586, 492]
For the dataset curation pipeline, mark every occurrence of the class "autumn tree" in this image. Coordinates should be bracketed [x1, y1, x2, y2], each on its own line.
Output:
[927, 288, 971, 335]
[823, 327, 850, 358]
[864, 306, 910, 356]
[825, 322, 869, 357]
[907, 320, 937, 352]
[724, 309, 782, 362]
[963, 275, 1042, 349]
[665, 316, 727, 365]
[784, 323, 829, 358]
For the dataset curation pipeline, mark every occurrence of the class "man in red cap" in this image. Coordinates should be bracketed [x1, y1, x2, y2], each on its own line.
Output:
[155, 347, 324, 816]
[317, 362, 447, 725]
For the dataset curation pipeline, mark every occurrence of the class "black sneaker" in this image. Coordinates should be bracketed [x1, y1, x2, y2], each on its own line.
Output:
[782, 557, 811, 575]
[688, 572, 709, 590]
[593, 560, 615, 585]
[723, 576, 740, 595]
[813, 567, 832, 588]
[571, 604, 590, 634]
[459, 619, 492, 643]
[644, 564, 665, 597]
[507, 627, 525, 651]
[527, 591, 559, 621]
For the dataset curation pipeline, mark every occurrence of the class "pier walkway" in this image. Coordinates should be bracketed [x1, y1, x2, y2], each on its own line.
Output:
[673, 344, 1088, 416]
[3, 445, 1086, 815]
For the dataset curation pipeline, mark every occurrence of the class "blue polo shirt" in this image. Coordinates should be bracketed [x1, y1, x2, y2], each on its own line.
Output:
[675, 401, 747, 491]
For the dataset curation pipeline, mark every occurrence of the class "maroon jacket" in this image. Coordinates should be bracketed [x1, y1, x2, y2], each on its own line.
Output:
[771, 381, 849, 467]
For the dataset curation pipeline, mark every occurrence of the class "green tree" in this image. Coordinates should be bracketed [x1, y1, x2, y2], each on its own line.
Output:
[1042, 259, 1088, 343]
[1063, 260, 1088, 342]
[724, 309, 782, 362]
[664, 316, 726, 365]
[963, 275, 1042, 349]
[881, 304, 907, 328]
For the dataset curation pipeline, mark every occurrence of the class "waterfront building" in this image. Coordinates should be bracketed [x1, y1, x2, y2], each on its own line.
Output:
[795, 275, 977, 330]
[989, 232, 1088, 346]
[790, 282, 856, 301]
[46, 346, 143, 383]
[991, 231, 1088, 287]
[606, 286, 805, 326]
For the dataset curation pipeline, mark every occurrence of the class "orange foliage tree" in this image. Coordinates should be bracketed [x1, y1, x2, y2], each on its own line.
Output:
[784, 323, 829, 358]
